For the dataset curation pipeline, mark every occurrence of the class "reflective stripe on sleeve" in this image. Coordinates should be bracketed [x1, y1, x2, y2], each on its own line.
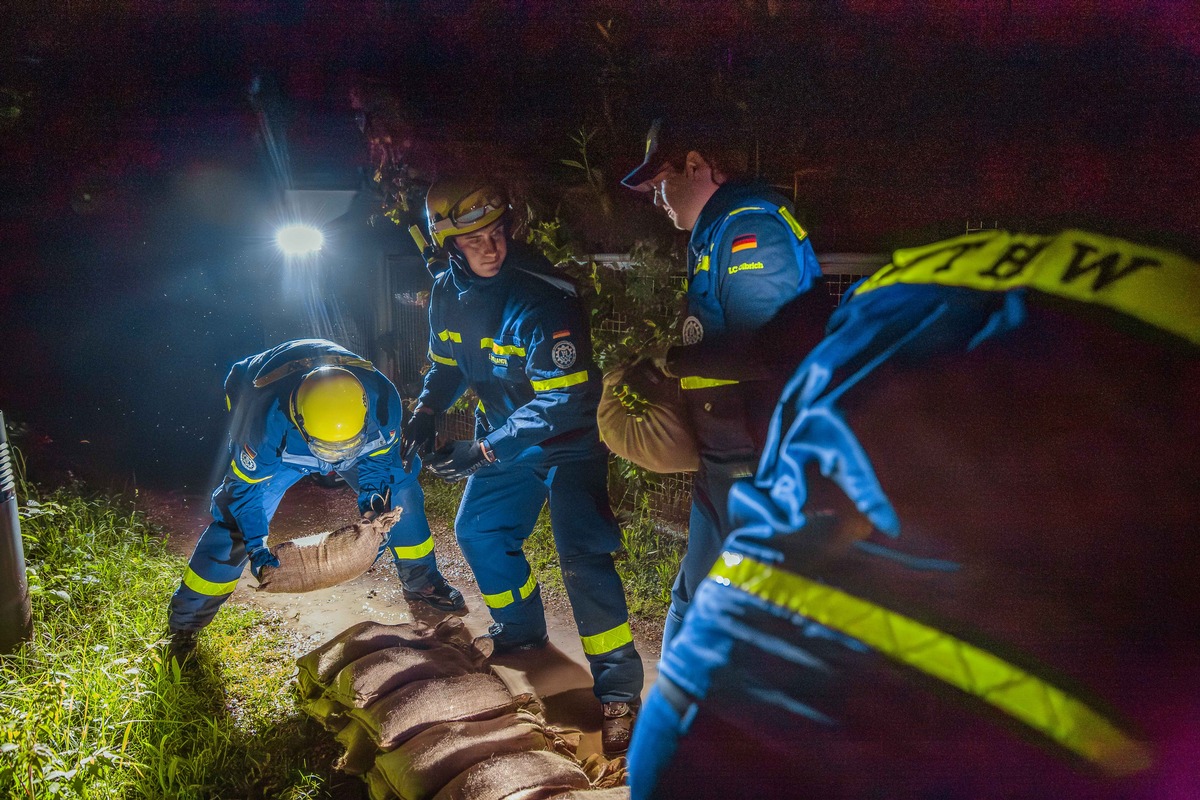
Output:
[392, 535, 435, 560]
[680, 377, 739, 390]
[182, 567, 239, 597]
[429, 349, 458, 366]
[580, 622, 634, 656]
[481, 338, 526, 356]
[778, 206, 809, 242]
[230, 460, 272, 484]
[530, 370, 589, 391]
[707, 551, 1154, 776]
[437, 329, 463, 343]
[482, 571, 538, 609]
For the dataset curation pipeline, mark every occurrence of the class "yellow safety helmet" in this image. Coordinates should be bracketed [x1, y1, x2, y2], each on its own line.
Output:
[426, 177, 509, 249]
[291, 366, 368, 462]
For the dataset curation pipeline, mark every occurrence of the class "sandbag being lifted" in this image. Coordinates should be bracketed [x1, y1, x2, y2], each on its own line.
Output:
[597, 360, 698, 474]
[256, 507, 402, 593]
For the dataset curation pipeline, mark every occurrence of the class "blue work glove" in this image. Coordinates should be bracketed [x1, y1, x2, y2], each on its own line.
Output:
[248, 547, 280, 580]
[360, 487, 391, 520]
[425, 439, 493, 482]
[401, 407, 437, 473]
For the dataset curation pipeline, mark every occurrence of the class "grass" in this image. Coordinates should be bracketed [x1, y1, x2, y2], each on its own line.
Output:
[0, 461, 341, 799]
[0, 457, 680, 799]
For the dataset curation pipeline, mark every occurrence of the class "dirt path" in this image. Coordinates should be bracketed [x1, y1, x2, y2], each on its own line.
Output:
[141, 477, 660, 759]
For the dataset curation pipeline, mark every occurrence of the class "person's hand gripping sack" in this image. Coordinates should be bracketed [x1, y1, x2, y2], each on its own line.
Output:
[400, 406, 437, 472]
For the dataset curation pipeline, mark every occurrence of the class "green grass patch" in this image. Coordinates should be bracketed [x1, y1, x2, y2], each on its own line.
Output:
[0, 465, 340, 799]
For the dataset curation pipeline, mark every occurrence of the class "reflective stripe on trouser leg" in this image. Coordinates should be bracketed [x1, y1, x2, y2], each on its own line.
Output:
[167, 521, 248, 631]
[382, 469, 439, 591]
[455, 460, 549, 642]
[548, 453, 645, 703]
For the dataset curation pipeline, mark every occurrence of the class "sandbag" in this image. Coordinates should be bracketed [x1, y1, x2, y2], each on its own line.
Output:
[256, 507, 402, 593]
[598, 360, 698, 473]
[325, 641, 488, 710]
[296, 618, 471, 700]
[350, 671, 526, 750]
[367, 710, 550, 800]
[543, 790, 631, 800]
[431, 751, 591, 800]
[335, 718, 381, 776]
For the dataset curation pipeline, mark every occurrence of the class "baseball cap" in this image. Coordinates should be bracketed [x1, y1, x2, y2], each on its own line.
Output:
[621, 118, 683, 189]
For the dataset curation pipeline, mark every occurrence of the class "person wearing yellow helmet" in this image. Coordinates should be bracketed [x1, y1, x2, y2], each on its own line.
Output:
[404, 176, 645, 755]
[167, 339, 464, 662]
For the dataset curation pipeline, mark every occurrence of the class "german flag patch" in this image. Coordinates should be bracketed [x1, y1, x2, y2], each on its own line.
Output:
[731, 234, 757, 253]
[552, 329, 572, 339]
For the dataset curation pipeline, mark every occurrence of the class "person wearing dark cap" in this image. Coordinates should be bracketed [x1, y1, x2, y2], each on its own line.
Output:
[621, 116, 825, 649]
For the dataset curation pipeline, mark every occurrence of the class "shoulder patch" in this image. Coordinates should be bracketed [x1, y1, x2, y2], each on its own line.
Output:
[682, 315, 705, 345]
[551, 340, 578, 369]
[553, 329, 572, 339]
[239, 446, 257, 472]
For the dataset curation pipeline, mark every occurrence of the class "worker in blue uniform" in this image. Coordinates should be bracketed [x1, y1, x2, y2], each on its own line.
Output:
[404, 177, 645, 754]
[621, 117, 824, 648]
[166, 338, 464, 661]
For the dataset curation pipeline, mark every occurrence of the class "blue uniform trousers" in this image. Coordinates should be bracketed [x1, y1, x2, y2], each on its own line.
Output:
[168, 454, 437, 632]
[662, 455, 756, 648]
[455, 449, 643, 704]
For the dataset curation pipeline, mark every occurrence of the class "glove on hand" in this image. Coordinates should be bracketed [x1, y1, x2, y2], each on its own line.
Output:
[249, 547, 280, 580]
[401, 408, 437, 472]
[361, 487, 392, 520]
[425, 439, 492, 482]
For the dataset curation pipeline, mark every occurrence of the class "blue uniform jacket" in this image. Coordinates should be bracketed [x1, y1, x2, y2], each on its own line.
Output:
[674, 181, 823, 456]
[417, 241, 603, 464]
[216, 338, 406, 550]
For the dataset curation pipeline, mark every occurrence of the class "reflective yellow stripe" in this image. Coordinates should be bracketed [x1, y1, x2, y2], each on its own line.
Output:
[182, 567, 239, 597]
[368, 443, 394, 457]
[482, 571, 538, 609]
[854, 229, 1200, 345]
[481, 338, 526, 356]
[230, 460, 271, 484]
[778, 206, 809, 242]
[696, 255, 710, 273]
[708, 552, 1154, 776]
[392, 535, 435, 560]
[581, 622, 633, 656]
[225, 394, 231, 411]
[680, 377, 739, 389]
[530, 370, 589, 391]
[429, 350, 457, 366]
[728, 205, 766, 216]
[437, 329, 462, 343]
[477, 400, 485, 413]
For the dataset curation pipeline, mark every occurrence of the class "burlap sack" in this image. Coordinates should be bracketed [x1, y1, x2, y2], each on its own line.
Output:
[368, 710, 549, 800]
[598, 361, 698, 474]
[431, 751, 591, 800]
[334, 717, 381, 776]
[350, 672, 523, 750]
[325, 641, 488, 710]
[256, 507, 402, 593]
[297, 695, 351, 732]
[296, 618, 471, 700]
[543, 790, 631, 800]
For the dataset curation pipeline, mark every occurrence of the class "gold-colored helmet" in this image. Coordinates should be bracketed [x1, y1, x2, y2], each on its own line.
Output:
[291, 366, 368, 462]
[426, 177, 509, 248]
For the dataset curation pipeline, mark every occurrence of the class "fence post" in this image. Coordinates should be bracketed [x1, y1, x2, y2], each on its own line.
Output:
[0, 410, 33, 653]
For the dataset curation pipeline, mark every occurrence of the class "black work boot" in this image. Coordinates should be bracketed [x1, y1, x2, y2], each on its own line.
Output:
[165, 628, 199, 666]
[482, 622, 549, 655]
[601, 700, 640, 756]
[402, 579, 466, 613]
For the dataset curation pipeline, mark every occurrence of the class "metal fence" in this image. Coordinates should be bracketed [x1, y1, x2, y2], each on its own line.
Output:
[392, 253, 887, 526]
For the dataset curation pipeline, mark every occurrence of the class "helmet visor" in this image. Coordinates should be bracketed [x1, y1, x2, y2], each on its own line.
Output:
[430, 202, 505, 240]
[305, 429, 367, 463]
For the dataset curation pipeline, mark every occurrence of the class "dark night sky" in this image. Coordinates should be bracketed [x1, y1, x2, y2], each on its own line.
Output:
[1, 1, 1197, 491]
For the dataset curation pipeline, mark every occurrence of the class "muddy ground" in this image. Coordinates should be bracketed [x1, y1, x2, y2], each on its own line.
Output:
[139, 477, 661, 762]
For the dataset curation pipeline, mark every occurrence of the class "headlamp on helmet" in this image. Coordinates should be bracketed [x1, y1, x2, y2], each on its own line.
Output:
[426, 178, 510, 249]
[291, 366, 368, 463]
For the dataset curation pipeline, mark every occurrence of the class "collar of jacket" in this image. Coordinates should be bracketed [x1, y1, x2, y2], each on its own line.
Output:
[688, 180, 779, 258]
[447, 240, 574, 299]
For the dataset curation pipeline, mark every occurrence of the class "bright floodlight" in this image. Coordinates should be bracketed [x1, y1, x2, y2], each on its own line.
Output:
[276, 224, 324, 256]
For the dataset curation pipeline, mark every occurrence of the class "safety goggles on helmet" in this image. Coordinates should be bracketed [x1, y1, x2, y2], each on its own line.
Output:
[426, 179, 510, 248]
[302, 429, 367, 464]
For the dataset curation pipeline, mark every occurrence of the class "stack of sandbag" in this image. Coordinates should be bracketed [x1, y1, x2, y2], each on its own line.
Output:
[257, 508, 404, 593]
[295, 617, 631, 800]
